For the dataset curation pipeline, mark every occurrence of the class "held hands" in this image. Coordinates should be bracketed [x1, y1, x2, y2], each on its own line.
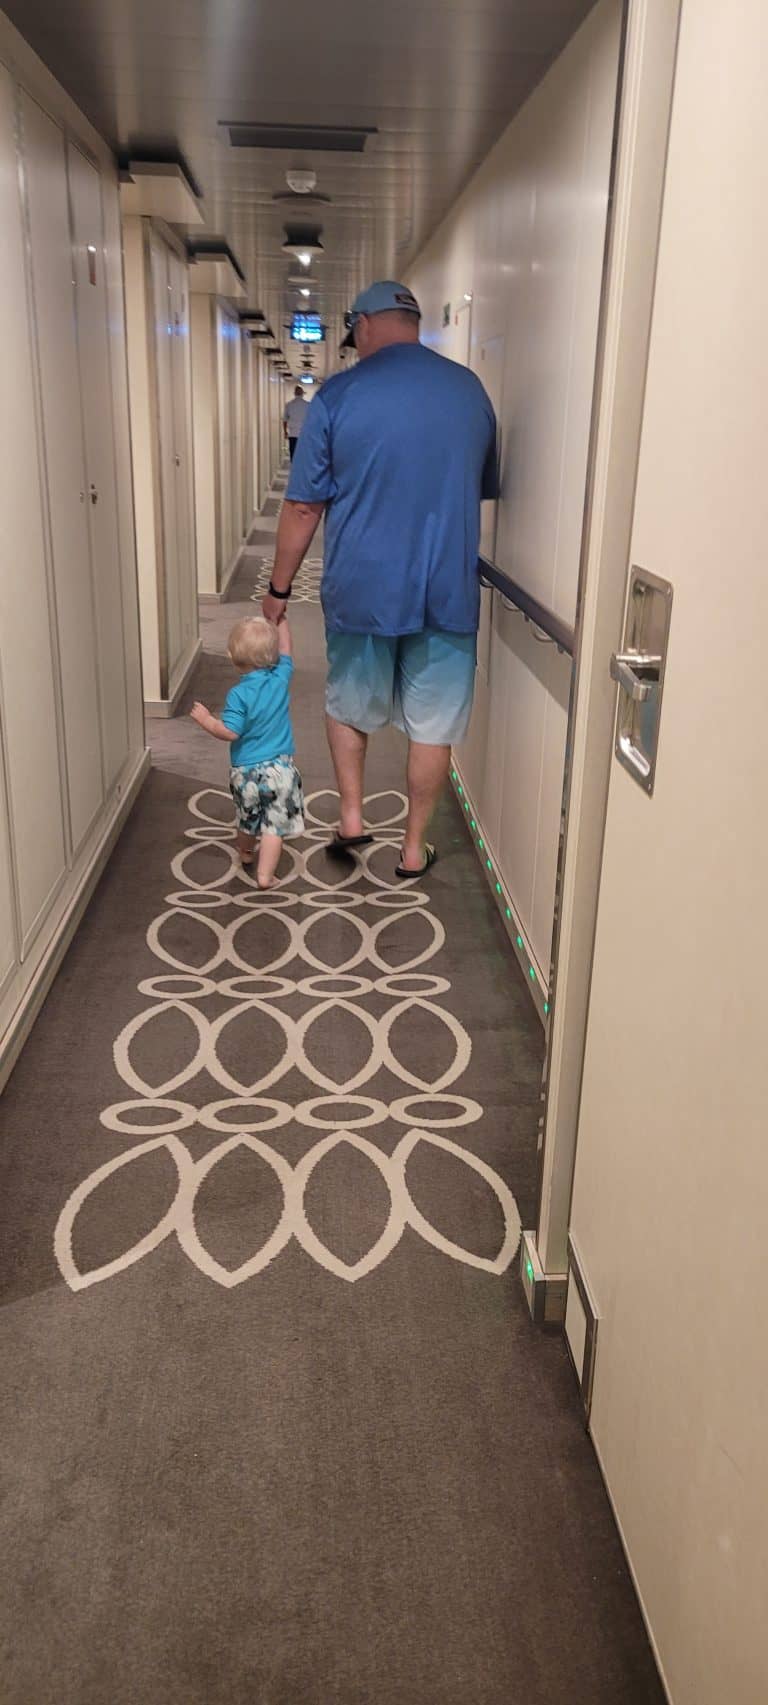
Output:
[262, 593, 288, 626]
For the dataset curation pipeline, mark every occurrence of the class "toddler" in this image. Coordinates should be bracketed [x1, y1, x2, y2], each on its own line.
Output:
[190, 616, 304, 888]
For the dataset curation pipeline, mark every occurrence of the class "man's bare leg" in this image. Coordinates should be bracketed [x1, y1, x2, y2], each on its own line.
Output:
[326, 715, 368, 838]
[400, 741, 451, 871]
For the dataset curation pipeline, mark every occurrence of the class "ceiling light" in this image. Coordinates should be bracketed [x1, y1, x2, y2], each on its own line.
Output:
[286, 168, 316, 195]
[298, 251, 312, 267]
[299, 287, 310, 298]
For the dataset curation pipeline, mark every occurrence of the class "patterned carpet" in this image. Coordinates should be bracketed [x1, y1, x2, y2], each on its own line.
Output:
[0, 486, 665, 1704]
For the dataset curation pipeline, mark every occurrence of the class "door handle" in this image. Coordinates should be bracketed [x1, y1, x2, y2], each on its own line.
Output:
[610, 650, 662, 703]
[89, 483, 98, 505]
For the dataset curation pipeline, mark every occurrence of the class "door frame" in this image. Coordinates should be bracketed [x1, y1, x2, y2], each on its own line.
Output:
[529, 0, 684, 1296]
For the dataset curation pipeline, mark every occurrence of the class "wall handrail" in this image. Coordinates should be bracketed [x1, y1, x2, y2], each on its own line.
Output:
[478, 557, 575, 657]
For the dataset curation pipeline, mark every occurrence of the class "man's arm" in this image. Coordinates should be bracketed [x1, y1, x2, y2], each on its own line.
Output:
[262, 500, 323, 624]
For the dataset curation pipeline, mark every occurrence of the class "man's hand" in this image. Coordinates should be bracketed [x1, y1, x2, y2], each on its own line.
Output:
[262, 593, 288, 626]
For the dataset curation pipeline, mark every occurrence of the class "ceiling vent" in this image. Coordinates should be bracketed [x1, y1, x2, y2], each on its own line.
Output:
[222, 122, 377, 153]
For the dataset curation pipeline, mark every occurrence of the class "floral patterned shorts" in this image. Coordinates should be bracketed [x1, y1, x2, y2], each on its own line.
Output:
[229, 756, 305, 839]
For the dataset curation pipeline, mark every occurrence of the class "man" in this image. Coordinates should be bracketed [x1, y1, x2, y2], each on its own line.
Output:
[283, 384, 310, 460]
[263, 280, 497, 877]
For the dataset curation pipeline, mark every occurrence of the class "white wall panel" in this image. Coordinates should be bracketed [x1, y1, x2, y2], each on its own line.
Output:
[242, 337, 254, 529]
[493, 624, 546, 945]
[409, 0, 621, 985]
[20, 92, 104, 856]
[0, 59, 66, 949]
[410, 0, 621, 631]
[69, 142, 129, 791]
[151, 233, 182, 681]
[123, 215, 162, 702]
[168, 249, 197, 689]
[191, 296, 252, 599]
[190, 293, 217, 596]
[0, 17, 146, 1083]
[530, 647, 570, 974]
[0, 737, 19, 995]
[99, 153, 144, 760]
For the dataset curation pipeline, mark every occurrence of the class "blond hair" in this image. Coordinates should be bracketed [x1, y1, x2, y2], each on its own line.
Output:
[228, 616, 279, 672]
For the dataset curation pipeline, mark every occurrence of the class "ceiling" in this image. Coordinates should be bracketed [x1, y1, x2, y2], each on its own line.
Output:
[6, 0, 595, 376]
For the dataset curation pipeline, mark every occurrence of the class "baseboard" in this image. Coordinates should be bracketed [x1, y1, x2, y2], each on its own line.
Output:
[0, 746, 151, 1093]
[198, 538, 247, 605]
[450, 759, 548, 1027]
[144, 637, 202, 716]
[588, 1427, 674, 1704]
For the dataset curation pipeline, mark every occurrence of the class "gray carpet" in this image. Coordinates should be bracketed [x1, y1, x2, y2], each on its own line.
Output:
[0, 491, 664, 1703]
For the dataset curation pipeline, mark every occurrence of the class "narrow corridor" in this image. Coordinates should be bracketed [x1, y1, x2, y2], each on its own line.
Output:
[0, 487, 664, 1703]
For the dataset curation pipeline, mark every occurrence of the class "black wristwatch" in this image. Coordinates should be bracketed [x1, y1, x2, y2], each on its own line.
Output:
[268, 579, 292, 601]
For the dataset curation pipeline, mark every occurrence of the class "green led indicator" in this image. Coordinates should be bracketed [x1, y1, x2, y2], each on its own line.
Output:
[478, 838, 484, 849]
[464, 800, 469, 811]
[451, 769, 457, 781]
[470, 819, 476, 829]
[505, 907, 511, 919]
[544, 1001, 550, 1015]
[516, 934, 523, 949]
[458, 785, 463, 795]
[526, 1259, 534, 1283]
[486, 858, 492, 870]
[529, 966, 536, 981]
[495, 882, 502, 895]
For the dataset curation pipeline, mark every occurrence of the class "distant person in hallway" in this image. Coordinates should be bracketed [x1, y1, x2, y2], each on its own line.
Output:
[189, 616, 304, 888]
[283, 385, 310, 461]
[262, 280, 497, 877]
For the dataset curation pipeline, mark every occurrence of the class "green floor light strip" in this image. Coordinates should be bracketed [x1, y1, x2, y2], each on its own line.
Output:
[449, 762, 548, 1029]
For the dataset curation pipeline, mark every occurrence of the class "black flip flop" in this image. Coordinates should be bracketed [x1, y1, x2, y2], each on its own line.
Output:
[395, 844, 438, 880]
[328, 830, 374, 856]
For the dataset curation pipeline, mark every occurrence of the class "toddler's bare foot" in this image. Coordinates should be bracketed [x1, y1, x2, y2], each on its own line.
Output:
[256, 874, 277, 890]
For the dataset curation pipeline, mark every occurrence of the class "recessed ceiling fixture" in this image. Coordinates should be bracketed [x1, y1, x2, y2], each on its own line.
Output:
[287, 169, 315, 194]
[222, 122, 377, 153]
[282, 224, 324, 265]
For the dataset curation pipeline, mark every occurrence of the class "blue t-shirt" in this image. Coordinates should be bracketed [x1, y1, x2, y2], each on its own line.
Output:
[286, 342, 497, 636]
[220, 657, 295, 768]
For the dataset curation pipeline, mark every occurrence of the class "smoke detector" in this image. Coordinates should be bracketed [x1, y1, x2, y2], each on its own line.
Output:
[286, 168, 317, 195]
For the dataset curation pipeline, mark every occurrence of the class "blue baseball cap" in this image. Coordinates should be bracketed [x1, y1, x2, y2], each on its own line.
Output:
[341, 279, 421, 348]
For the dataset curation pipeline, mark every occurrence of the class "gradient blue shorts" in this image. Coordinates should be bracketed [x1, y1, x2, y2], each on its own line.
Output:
[326, 629, 477, 746]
